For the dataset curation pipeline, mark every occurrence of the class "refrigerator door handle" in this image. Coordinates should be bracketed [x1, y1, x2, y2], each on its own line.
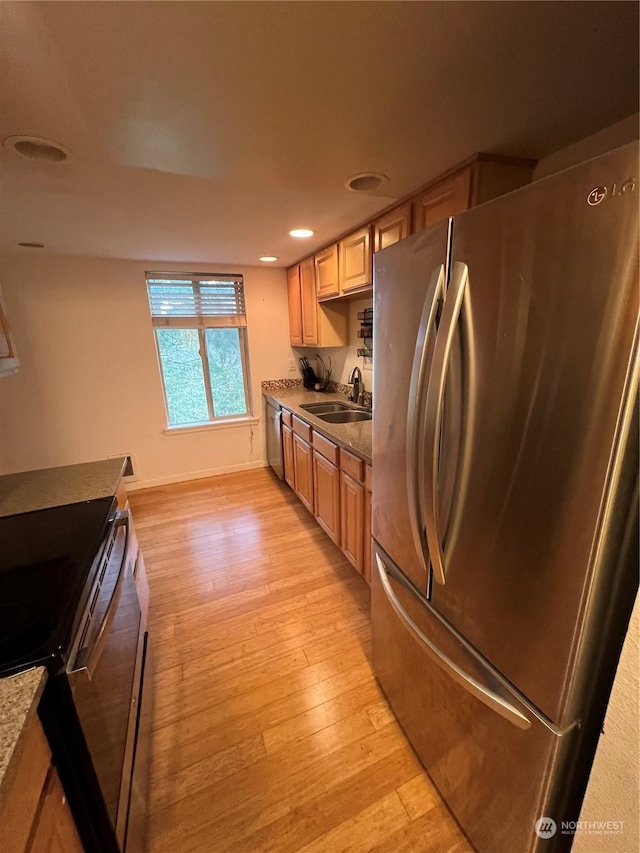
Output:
[423, 261, 469, 585]
[406, 264, 445, 579]
[375, 554, 532, 730]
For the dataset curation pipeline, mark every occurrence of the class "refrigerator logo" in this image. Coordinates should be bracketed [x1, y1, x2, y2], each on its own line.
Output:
[535, 817, 558, 839]
[587, 179, 636, 206]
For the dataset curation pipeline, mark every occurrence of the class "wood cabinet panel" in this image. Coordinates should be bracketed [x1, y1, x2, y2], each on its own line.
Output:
[374, 203, 412, 252]
[364, 464, 373, 492]
[292, 415, 312, 443]
[281, 409, 292, 428]
[0, 715, 51, 853]
[363, 486, 372, 586]
[282, 424, 295, 490]
[293, 434, 314, 513]
[315, 244, 339, 300]
[287, 266, 303, 346]
[412, 168, 472, 232]
[288, 258, 348, 347]
[339, 226, 372, 294]
[27, 767, 84, 853]
[313, 450, 340, 544]
[340, 471, 364, 574]
[300, 257, 318, 345]
[312, 430, 339, 465]
[340, 448, 364, 482]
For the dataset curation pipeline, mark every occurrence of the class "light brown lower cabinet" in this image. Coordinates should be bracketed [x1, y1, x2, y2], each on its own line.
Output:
[28, 766, 84, 853]
[278, 411, 372, 584]
[282, 423, 295, 489]
[293, 433, 314, 513]
[340, 470, 364, 574]
[363, 485, 372, 584]
[312, 449, 340, 544]
[0, 713, 83, 853]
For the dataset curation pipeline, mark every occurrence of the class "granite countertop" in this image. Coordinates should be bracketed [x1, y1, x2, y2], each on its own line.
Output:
[0, 668, 47, 803]
[0, 457, 127, 518]
[263, 387, 372, 464]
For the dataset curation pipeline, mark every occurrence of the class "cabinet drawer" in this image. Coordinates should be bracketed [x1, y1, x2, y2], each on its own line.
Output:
[340, 448, 364, 482]
[365, 464, 373, 492]
[282, 409, 292, 428]
[292, 415, 312, 442]
[312, 430, 339, 464]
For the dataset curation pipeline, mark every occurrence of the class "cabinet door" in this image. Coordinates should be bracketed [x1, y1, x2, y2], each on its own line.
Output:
[28, 767, 84, 853]
[293, 434, 314, 512]
[412, 168, 472, 232]
[339, 225, 372, 294]
[374, 203, 412, 252]
[315, 244, 339, 300]
[313, 450, 340, 544]
[363, 486, 372, 585]
[340, 471, 364, 573]
[287, 266, 303, 345]
[282, 424, 296, 490]
[300, 258, 319, 345]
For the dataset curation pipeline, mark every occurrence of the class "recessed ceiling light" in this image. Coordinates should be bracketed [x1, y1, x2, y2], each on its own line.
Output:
[289, 229, 315, 238]
[344, 172, 389, 193]
[3, 135, 71, 163]
[17, 241, 46, 248]
[259, 256, 279, 263]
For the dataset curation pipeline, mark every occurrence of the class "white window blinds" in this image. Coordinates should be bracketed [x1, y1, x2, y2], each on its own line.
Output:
[146, 273, 246, 327]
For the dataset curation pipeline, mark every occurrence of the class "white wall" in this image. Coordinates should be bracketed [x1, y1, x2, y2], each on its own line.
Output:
[534, 116, 639, 849]
[295, 295, 374, 392]
[0, 254, 292, 486]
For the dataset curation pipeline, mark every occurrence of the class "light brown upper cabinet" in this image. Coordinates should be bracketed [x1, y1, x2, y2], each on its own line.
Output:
[287, 266, 303, 346]
[413, 169, 472, 232]
[412, 154, 536, 234]
[299, 257, 318, 345]
[314, 244, 339, 300]
[338, 225, 372, 295]
[287, 153, 535, 315]
[287, 259, 349, 347]
[373, 203, 412, 253]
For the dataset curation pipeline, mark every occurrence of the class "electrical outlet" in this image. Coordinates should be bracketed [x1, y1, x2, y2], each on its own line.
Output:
[288, 358, 297, 372]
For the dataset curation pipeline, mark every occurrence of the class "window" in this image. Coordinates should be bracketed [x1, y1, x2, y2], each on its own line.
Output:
[146, 272, 251, 428]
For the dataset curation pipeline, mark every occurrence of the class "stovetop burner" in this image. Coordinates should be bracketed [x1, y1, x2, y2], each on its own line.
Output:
[0, 497, 115, 676]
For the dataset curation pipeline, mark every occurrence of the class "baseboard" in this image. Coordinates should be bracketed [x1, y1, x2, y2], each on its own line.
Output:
[126, 460, 268, 491]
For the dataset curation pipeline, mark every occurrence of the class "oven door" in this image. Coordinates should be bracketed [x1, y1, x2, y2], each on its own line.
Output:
[67, 511, 142, 849]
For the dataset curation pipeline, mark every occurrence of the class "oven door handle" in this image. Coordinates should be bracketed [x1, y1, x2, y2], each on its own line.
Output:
[69, 510, 130, 681]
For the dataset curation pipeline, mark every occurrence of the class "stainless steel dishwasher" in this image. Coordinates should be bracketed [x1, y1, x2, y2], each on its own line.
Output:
[265, 399, 284, 480]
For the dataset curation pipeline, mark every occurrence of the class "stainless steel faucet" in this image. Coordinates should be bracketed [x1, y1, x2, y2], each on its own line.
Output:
[348, 367, 364, 405]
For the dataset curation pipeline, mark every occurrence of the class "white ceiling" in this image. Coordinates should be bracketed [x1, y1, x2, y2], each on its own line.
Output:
[0, 1, 638, 267]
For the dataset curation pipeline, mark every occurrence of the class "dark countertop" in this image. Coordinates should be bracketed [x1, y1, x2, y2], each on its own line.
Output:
[0, 457, 127, 518]
[263, 388, 372, 464]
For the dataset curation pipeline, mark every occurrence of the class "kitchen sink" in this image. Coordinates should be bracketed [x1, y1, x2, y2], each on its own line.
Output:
[299, 402, 353, 414]
[316, 410, 372, 423]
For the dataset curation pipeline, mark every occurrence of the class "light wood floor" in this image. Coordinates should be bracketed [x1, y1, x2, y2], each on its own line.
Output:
[129, 468, 472, 853]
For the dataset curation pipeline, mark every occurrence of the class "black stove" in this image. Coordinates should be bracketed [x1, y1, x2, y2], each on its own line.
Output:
[0, 497, 115, 676]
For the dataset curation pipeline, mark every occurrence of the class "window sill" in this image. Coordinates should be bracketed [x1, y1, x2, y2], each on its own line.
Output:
[163, 416, 259, 435]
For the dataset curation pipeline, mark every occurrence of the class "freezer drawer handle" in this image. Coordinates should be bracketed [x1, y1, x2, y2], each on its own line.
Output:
[375, 554, 532, 731]
[69, 511, 130, 681]
[406, 263, 445, 578]
[423, 261, 471, 585]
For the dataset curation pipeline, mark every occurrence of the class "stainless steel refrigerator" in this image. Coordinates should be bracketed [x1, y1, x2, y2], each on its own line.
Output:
[371, 142, 638, 853]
